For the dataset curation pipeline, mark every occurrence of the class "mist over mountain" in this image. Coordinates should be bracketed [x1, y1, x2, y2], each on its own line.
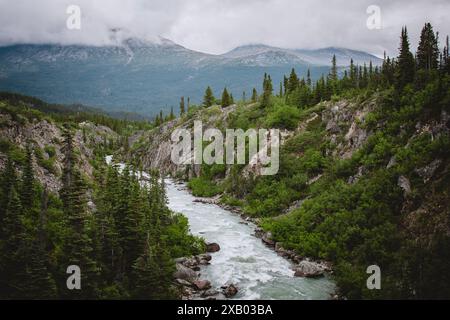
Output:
[0, 36, 381, 117]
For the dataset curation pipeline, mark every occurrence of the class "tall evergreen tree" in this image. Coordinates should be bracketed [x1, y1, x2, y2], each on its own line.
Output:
[251, 88, 258, 103]
[60, 128, 99, 299]
[21, 145, 35, 211]
[306, 69, 312, 87]
[179, 97, 185, 116]
[221, 88, 231, 108]
[396, 26, 416, 89]
[330, 54, 338, 82]
[261, 73, 273, 108]
[287, 68, 299, 93]
[203, 86, 215, 108]
[417, 23, 440, 71]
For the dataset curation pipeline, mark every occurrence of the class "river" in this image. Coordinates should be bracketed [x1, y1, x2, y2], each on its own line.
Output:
[166, 180, 336, 300]
[105, 156, 335, 300]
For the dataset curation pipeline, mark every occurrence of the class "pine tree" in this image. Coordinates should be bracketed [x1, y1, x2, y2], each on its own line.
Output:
[21, 145, 35, 211]
[283, 75, 289, 94]
[230, 93, 234, 105]
[396, 26, 416, 89]
[25, 193, 57, 300]
[0, 186, 28, 298]
[330, 54, 338, 82]
[287, 68, 299, 93]
[261, 73, 273, 108]
[132, 238, 174, 299]
[306, 69, 312, 87]
[0, 158, 16, 240]
[251, 88, 258, 103]
[221, 88, 231, 108]
[179, 97, 185, 116]
[60, 128, 99, 299]
[349, 59, 357, 87]
[169, 107, 175, 120]
[417, 23, 440, 71]
[203, 86, 215, 108]
[242, 91, 246, 103]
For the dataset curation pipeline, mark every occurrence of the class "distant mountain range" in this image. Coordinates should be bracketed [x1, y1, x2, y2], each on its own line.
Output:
[0, 36, 382, 117]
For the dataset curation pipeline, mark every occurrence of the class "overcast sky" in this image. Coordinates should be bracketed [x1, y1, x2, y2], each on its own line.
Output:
[0, 0, 448, 56]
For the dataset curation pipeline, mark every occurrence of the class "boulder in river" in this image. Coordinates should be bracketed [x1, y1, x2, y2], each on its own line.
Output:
[206, 243, 221, 252]
[175, 278, 193, 287]
[198, 253, 212, 261]
[262, 232, 275, 246]
[174, 263, 198, 282]
[201, 289, 219, 298]
[294, 261, 325, 278]
[193, 280, 212, 290]
[223, 284, 238, 298]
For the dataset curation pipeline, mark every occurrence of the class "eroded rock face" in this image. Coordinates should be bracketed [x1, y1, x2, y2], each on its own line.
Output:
[398, 175, 411, 195]
[0, 116, 118, 194]
[415, 159, 442, 183]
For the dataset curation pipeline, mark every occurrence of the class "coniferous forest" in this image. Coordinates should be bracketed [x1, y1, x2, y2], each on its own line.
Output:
[0, 21, 449, 301]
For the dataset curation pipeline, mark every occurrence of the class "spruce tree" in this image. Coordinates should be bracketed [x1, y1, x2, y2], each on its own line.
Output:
[60, 128, 99, 299]
[261, 73, 273, 108]
[330, 54, 338, 82]
[287, 68, 299, 93]
[221, 88, 231, 108]
[0, 187, 28, 298]
[179, 97, 185, 116]
[417, 23, 440, 71]
[203, 86, 215, 108]
[306, 69, 312, 87]
[21, 145, 35, 211]
[251, 88, 258, 103]
[396, 26, 416, 89]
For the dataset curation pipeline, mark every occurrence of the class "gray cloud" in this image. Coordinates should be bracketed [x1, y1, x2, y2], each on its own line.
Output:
[0, 0, 449, 56]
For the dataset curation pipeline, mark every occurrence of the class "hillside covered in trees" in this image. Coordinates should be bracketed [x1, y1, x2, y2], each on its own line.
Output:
[0, 97, 204, 299]
[0, 22, 449, 300]
[130, 23, 450, 299]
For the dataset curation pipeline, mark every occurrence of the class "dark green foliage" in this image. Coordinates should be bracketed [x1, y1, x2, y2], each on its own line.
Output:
[251, 88, 258, 103]
[180, 96, 185, 116]
[396, 27, 416, 90]
[221, 87, 231, 108]
[203, 86, 215, 108]
[417, 23, 440, 71]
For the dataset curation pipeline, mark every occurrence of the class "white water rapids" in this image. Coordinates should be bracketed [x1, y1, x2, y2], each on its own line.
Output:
[105, 156, 335, 300]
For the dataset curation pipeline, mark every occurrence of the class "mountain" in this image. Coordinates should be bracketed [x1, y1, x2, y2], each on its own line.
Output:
[0, 37, 381, 117]
[223, 44, 381, 66]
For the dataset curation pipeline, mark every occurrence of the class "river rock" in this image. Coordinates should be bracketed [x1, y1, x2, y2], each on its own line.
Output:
[193, 280, 211, 290]
[175, 278, 193, 287]
[174, 263, 198, 282]
[201, 289, 219, 297]
[294, 261, 325, 278]
[206, 243, 221, 252]
[223, 284, 238, 298]
[174, 257, 187, 264]
[262, 232, 275, 246]
[198, 254, 212, 261]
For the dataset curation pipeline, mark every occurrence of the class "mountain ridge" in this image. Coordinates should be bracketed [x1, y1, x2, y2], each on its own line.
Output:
[0, 38, 382, 117]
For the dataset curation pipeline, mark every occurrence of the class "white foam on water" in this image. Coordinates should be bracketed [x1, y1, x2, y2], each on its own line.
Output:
[104, 156, 335, 300]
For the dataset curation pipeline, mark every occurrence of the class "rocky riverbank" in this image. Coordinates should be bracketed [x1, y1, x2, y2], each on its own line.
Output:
[186, 184, 334, 281]
[173, 249, 239, 300]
